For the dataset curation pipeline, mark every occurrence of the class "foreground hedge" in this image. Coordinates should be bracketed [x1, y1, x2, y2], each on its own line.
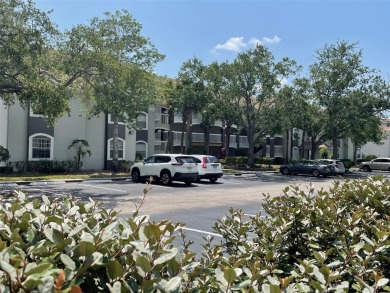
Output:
[1, 177, 390, 292]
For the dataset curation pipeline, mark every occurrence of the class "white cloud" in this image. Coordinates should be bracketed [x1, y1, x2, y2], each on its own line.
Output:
[213, 35, 281, 53]
[249, 35, 281, 46]
[213, 37, 246, 52]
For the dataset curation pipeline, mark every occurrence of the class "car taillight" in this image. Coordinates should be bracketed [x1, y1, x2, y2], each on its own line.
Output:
[335, 164, 339, 168]
[202, 157, 207, 168]
[323, 166, 328, 169]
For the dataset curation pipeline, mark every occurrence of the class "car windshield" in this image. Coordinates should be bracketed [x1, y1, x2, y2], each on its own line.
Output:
[176, 156, 195, 163]
[206, 156, 219, 163]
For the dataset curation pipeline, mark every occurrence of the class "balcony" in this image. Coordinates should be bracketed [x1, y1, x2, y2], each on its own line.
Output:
[239, 136, 248, 148]
[155, 113, 169, 129]
[229, 135, 237, 148]
[154, 141, 167, 153]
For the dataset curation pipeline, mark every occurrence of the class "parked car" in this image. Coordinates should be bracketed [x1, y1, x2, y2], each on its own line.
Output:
[317, 159, 346, 175]
[359, 157, 390, 172]
[130, 154, 198, 185]
[279, 160, 335, 177]
[191, 155, 223, 183]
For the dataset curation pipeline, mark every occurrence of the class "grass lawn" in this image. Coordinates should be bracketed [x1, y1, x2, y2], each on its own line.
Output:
[0, 171, 130, 182]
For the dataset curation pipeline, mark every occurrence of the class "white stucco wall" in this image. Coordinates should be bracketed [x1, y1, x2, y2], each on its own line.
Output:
[0, 100, 8, 149]
[7, 102, 28, 162]
[54, 100, 106, 170]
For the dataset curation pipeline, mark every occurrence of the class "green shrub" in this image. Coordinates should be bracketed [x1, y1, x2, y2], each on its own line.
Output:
[341, 158, 353, 170]
[1, 177, 390, 292]
[211, 176, 390, 291]
[364, 154, 378, 161]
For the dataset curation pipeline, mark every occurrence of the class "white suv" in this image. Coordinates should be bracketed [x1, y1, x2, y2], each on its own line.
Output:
[130, 154, 198, 185]
[191, 155, 223, 183]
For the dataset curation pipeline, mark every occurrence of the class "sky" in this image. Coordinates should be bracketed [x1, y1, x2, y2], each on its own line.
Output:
[34, 0, 390, 79]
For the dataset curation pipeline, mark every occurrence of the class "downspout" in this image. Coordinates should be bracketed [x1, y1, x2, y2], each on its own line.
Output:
[104, 113, 108, 170]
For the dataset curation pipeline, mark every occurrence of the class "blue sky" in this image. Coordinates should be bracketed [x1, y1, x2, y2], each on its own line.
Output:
[35, 0, 390, 79]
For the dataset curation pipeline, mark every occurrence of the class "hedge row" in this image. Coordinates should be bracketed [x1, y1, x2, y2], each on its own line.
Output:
[1, 177, 390, 292]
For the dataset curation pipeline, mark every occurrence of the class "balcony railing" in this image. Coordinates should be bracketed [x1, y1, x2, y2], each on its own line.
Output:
[192, 133, 205, 143]
[154, 141, 167, 153]
[155, 113, 169, 127]
[239, 136, 248, 148]
[210, 134, 222, 144]
[229, 135, 237, 148]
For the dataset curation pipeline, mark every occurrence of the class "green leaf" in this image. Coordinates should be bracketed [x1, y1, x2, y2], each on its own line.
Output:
[107, 260, 122, 280]
[68, 224, 87, 237]
[164, 276, 181, 292]
[0, 261, 17, 282]
[136, 256, 151, 276]
[224, 268, 237, 284]
[73, 241, 95, 257]
[154, 248, 178, 265]
[60, 254, 76, 271]
[24, 263, 53, 277]
[313, 251, 325, 264]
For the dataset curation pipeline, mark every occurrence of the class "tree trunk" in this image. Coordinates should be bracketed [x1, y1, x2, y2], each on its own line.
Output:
[180, 114, 187, 154]
[310, 138, 316, 160]
[285, 128, 290, 162]
[185, 112, 192, 154]
[204, 126, 210, 155]
[301, 131, 306, 159]
[332, 126, 338, 159]
[247, 126, 255, 167]
[225, 126, 231, 158]
[353, 143, 358, 164]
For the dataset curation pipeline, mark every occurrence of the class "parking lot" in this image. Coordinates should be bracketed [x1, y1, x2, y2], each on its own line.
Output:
[0, 169, 387, 255]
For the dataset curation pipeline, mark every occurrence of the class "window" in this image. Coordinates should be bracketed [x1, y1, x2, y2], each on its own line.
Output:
[29, 134, 53, 160]
[108, 138, 125, 160]
[136, 141, 147, 159]
[137, 113, 147, 129]
[108, 114, 125, 124]
[29, 106, 44, 118]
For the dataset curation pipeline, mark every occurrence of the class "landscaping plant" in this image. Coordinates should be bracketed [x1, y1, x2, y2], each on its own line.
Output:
[1, 177, 390, 292]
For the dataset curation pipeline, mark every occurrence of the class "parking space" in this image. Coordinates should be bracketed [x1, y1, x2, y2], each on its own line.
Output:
[0, 170, 388, 255]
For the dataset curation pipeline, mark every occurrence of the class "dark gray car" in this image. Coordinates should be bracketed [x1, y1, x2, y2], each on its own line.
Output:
[280, 160, 335, 177]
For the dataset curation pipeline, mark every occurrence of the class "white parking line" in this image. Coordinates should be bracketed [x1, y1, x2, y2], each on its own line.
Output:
[182, 227, 223, 238]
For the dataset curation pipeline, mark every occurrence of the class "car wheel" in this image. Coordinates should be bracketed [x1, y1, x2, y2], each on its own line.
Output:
[312, 169, 320, 177]
[282, 167, 290, 175]
[209, 178, 218, 183]
[362, 165, 371, 172]
[184, 180, 193, 185]
[160, 171, 172, 185]
[131, 169, 140, 182]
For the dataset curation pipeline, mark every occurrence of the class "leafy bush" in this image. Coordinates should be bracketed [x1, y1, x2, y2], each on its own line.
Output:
[0, 145, 10, 163]
[1, 177, 390, 292]
[341, 158, 353, 170]
[224, 156, 273, 167]
[26, 160, 76, 173]
[364, 154, 378, 161]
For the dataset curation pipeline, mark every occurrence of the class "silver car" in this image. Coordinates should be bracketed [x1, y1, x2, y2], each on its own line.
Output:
[359, 157, 390, 172]
[318, 159, 346, 175]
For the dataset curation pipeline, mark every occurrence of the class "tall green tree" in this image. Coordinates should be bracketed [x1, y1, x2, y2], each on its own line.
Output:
[204, 61, 241, 156]
[63, 11, 164, 169]
[310, 41, 390, 159]
[0, 0, 75, 124]
[229, 45, 297, 166]
[176, 57, 209, 154]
